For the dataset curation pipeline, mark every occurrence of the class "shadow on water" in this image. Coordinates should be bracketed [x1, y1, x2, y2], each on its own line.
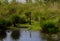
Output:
[0, 31, 6, 41]
[11, 30, 20, 41]
[41, 33, 59, 41]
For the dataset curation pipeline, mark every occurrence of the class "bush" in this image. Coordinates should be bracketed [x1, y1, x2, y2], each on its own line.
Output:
[10, 14, 21, 27]
[0, 18, 7, 31]
[11, 14, 20, 23]
[10, 14, 27, 27]
[41, 20, 58, 34]
[6, 19, 12, 27]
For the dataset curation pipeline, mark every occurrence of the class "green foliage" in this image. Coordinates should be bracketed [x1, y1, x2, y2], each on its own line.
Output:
[10, 14, 20, 24]
[41, 20, 58, 34]
[10, 14, 27, 24]
[31, 20, 41, 30]
[6, 19, 12, 27]
[0, 0, 60, 34]
[0, 0, 60, 41]
[56, 19, 60, 32]
[0, 18, 7, 30]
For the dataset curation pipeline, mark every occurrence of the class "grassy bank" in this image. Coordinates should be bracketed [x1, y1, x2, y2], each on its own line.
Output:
[0, 0, 60, 36]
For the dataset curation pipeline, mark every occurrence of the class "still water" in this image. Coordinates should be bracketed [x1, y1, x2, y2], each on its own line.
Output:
[0, 28, 45, 41]
[0, 28, 58, 41]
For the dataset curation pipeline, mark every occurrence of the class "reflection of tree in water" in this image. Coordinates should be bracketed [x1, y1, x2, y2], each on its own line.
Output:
[0, 31, 6, 41]
[11, 30, 20, 41]
[41, 33, 58, 41]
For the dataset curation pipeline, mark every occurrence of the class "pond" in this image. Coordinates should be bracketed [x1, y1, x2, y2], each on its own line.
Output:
[0, 28, 44, 41]
[0, 28, 58, 41]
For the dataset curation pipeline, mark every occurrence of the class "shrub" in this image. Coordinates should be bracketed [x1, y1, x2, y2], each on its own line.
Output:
[6, 19, 12, 27]
[10, 14, 20, 27]
[41, 20, 58, 34]
[10, 14, 27, 27]
[0, 18, 7, 31]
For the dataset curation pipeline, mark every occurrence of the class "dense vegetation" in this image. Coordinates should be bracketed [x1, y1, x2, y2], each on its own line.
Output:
[0, 0, 60, 40]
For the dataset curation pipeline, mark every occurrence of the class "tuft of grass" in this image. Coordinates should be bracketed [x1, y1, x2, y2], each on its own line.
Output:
[31, 20, 41, 31]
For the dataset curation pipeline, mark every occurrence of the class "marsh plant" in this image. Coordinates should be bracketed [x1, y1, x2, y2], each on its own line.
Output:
[40, 20, 59, 41]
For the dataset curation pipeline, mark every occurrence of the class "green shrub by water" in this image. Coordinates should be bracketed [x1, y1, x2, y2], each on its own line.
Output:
[0, 0, 60, 35]
[41, 20, 58, 34]
[0, 18, 7, 31]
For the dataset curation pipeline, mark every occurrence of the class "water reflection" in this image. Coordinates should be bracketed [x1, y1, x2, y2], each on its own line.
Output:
[11, 30, 20, 41]
[0, 30, 46, 41]
[0, 29, 58, 41]
[41, 33, 58, 41]
[0, 31, 6, 41]
[4, 30, 12, 41]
